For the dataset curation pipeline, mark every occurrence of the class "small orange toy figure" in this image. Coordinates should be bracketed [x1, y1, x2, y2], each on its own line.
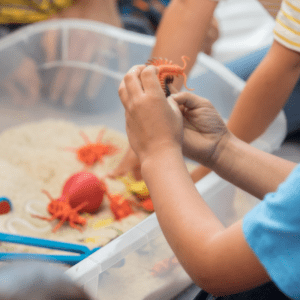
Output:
[120, 174, 154, 212]
[151, 256, 179, 277]
[138, 197, 154, 212]
[107, 194, 134, 221]
[32, 199, 88, 233]
[129, 197, 154, 213]
[66, 129, 119, 167]
[32, 172, 107, 232]
[146, 55, 194, 97]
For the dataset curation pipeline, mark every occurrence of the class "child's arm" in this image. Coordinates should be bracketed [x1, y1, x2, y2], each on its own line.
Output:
[108, 0, 218, 180]
[228, 41, 300, 144]
[171, 91, 297, 199]
[119, 65, 296, 295]
[151, 0, 218, 90]
[191, 40, 300, 183]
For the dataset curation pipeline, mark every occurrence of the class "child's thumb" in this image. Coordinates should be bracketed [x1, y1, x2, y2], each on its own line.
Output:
[167, 96, 181, 113]
[171, 92, 203, 110]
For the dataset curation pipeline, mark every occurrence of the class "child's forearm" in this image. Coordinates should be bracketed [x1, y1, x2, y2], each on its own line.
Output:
[191, 42, 300, 184]
[141, 146, 271, 294]
[141, 147, 225, 283]
[227, 41, 300, 144]
[152, 0, 217, 90]
[213, 135, 297, 199]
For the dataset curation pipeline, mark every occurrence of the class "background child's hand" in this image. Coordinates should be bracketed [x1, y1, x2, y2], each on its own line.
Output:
[172, 92, 230, 167]
[107, 146, 142, 181]
[119, 65, 184, 165]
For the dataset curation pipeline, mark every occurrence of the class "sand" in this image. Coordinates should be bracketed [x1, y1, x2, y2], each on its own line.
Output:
[0, 119, 151, 255]
[0, 119, 200, 300]
[0, 119, 197, 258]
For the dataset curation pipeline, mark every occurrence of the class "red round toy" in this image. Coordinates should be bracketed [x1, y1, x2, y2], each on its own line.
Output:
[32, 172, 107, 232]
[0, 197, 12, 215]
[60, 171, 107, 213]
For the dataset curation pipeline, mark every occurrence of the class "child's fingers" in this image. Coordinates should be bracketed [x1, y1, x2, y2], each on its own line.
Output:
[123, 65, 146, 99]
[140, 65, 162, 94]
[168, 84, 178, 95]
[171, 92, 210, 110]
[118, 79, 129, 108]
[166, 96, 181, 114]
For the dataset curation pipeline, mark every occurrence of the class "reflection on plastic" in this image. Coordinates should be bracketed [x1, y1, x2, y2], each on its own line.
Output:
[0, 22, 132, 112]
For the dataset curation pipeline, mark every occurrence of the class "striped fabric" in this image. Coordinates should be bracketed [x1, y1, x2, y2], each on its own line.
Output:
[274, 0, 300, 52]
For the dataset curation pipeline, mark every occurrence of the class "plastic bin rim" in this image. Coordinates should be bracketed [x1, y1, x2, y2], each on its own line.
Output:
[0, 18, 156, 51]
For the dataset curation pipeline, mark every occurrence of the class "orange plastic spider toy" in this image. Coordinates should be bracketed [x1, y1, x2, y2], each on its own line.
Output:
[32, 172, 107, 232]
[65, 129, 119, 167]
[32, 190, 88, 233]
[146, 55, 194, 97]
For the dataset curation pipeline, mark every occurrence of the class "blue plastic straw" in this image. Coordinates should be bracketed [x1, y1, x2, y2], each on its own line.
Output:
[0, 233, 100, 265]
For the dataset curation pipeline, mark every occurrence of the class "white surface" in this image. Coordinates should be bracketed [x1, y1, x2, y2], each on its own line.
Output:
[213, 0, 275, 62]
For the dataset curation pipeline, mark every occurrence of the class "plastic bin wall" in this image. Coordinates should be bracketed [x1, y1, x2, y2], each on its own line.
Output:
[0, 20, 287, 300]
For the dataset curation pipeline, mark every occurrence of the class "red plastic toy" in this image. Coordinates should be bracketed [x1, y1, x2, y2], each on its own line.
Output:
[107, 194, 134, 221]
[32, 172, 107, 232]
[130, 197, 154, 213]
[66, 129, 119, 167]
[138, 198, 154, 212]
[0, 197, 12, 215]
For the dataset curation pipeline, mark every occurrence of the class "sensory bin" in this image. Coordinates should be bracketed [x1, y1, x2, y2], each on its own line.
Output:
[0, 8, 285, 297]
[0, 119, 196, 258]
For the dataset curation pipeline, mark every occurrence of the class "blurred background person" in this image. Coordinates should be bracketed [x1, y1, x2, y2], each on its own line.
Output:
[0, 261, 93, 300]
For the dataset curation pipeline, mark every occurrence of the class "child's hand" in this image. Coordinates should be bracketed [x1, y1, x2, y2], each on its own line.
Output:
[107, 146, 142, 181]
[172, 92, 230, 167]
[119, 65, 183, 165]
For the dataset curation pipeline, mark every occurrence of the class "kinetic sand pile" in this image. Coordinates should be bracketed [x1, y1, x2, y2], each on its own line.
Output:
[0, 119, 197, 257]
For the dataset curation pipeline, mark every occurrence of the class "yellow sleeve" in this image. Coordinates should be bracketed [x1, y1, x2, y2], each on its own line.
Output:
[0, 0, 74, 24]
[274, 0, 300, 52]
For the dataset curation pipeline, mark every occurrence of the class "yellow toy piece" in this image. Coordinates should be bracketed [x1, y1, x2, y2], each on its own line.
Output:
[120, 173, 149, 199]
[84, 237, 99, 244]
[92, 217, 114, 230]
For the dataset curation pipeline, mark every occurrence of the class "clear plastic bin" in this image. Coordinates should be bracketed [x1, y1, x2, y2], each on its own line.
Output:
[0, 19, 286, 299]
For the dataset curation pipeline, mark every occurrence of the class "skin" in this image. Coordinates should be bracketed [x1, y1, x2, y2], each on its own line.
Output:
[191, 40, 300, 182]
[49, 0, 122, 27]
[110, 0, 299, 184]
[107, 0, 218, 180]
[119, 64, 296, 295]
